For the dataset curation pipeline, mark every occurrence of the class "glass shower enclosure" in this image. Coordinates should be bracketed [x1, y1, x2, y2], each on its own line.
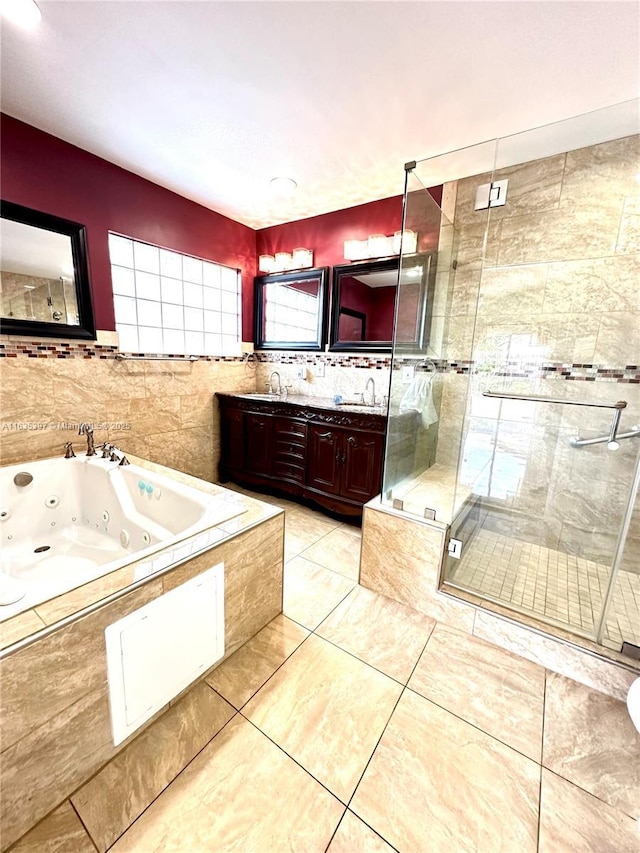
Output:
[383, 100, 640, 655]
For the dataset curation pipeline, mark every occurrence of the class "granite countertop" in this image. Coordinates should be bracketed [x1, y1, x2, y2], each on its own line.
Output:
[227, 392, 388, 417]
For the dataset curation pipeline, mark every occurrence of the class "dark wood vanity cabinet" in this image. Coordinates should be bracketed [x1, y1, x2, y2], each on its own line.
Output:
[217, 394, 386, 517]
[307, 425, 384, 505]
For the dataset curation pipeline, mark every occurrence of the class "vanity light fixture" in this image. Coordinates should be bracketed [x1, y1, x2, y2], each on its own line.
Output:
[393, 229, 418, 254]
[258, 247, 314, 274]
[343, 229, 417, 261]
[274, 252, 292, 271]
[0, 0, 41, 28]
[343, 240, 369, 261]
[258, 255, 276, 273]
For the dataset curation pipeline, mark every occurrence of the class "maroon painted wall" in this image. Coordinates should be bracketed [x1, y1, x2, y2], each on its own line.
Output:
[255, 186, 443, 271]
[2, 114, 443, 343]
[256, 197, 403, 270]
[339, 277, 395, 342]
[368, 286, 396, 340]
[1, 115, 257, 338]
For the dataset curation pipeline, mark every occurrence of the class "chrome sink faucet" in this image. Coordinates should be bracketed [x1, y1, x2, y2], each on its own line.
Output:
[267, 371, 282, 396]
[78, 422, 96, 456]
[365, 377, 376, 406]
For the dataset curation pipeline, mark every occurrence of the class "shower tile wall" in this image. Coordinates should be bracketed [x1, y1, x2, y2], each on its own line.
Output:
[433, 134, 640, 565]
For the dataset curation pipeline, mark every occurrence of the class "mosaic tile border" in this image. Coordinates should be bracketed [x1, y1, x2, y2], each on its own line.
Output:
[1, 342, 638, 383]
[0, 341, 245, 363]
[253, 352, 392, 369]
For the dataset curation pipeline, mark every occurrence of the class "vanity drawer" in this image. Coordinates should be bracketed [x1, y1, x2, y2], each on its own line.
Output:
[274, 461, 305, 483]
[275, 439, 306, 463]
[274, 418, 308, 442]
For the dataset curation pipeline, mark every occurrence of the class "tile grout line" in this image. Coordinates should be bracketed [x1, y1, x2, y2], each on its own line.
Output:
[230, 628, 316, 713]
[68, 798, 101, 853]
[238, 712, 352, 809]
[536, 668, 547, 852]
[543, 765, 640, 824]
[323, 808, 401, 853]
[100, 707, 241, 851]
[402, 683, 544, 768]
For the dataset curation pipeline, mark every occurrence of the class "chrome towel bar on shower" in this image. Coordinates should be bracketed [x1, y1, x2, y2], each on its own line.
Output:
[482, 391, 630, 451]
[482, 391, 627, 410]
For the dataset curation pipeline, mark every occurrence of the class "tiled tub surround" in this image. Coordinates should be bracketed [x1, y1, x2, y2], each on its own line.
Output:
[0, 458, 284, 850]
[0, 454, 250, 622]
[0, 339, 394, 486]
[15, 490, 640, 852]
[0, 335, 257, 481]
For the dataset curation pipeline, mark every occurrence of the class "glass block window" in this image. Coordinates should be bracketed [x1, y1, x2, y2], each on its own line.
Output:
[109, 234, 242, 356]
[264, 282, 318, 343]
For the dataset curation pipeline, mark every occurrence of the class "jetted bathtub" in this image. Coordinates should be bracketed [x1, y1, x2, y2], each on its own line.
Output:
[0, 455, 246, 621]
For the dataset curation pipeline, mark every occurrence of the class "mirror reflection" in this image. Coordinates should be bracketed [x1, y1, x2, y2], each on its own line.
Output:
[1, 219, 79, 324]
[330, 256, 435, 352]
[329, 258, 399, 352]
[254, 267, 328, 351]
[0, 200, 95, 339]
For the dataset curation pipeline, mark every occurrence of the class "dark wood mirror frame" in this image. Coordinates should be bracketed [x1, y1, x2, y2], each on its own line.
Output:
[0, 200, 96, 340]
[329, 254, 437, 353]
[254, 266, 329, 351]
[329, 258, 399, 353]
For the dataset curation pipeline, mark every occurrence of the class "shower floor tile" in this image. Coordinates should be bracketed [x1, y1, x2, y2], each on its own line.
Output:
[450, 529, 640, 651]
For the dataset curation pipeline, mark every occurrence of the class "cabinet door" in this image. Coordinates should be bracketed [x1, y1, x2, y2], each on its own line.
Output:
[245, 413, 273, 476]
[220, 406, 244, 475]
[341, 431, 384, 503]
[307, 425, 341, 495]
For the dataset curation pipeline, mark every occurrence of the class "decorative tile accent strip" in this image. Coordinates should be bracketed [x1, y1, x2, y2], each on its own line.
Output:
[254, 352, 393, 369]
[0, 341, 245, 363]
[1, 342, 638, 382]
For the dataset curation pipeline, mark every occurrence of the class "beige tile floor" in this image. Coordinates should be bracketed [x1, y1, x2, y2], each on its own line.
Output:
[450, 528, 640, 651]
[109, 488, 640, 853]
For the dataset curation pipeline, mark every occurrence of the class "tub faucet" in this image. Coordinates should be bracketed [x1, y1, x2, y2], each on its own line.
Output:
[267, 371, 282, 396]
[64, 442, 76, 459]
[365, 377, 376, 406]
[78, 423, 96, 456]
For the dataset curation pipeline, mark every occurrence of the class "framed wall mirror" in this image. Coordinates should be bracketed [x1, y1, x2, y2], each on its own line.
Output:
[329, 255, 436, 352]
[0, 200, 95, 339]
[329, 258, 399, 352]
[254, 267, 329, 351]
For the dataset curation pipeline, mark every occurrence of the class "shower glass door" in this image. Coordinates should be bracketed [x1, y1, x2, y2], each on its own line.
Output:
[439, 101, 640, 651]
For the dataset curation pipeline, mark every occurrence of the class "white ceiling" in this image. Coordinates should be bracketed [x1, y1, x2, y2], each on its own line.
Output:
[1, 1, 639, 229]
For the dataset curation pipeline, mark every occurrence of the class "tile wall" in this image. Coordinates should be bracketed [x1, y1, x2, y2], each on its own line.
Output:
[0, 508, 284, 850]
[0, 334, 257, 480]
[253, 352, 392, 404]
[429, 134, 640, 562]
[359, 499, 639, 700]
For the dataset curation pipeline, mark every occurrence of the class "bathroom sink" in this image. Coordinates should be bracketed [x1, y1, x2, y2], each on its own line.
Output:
[240, 393, 280, 401]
